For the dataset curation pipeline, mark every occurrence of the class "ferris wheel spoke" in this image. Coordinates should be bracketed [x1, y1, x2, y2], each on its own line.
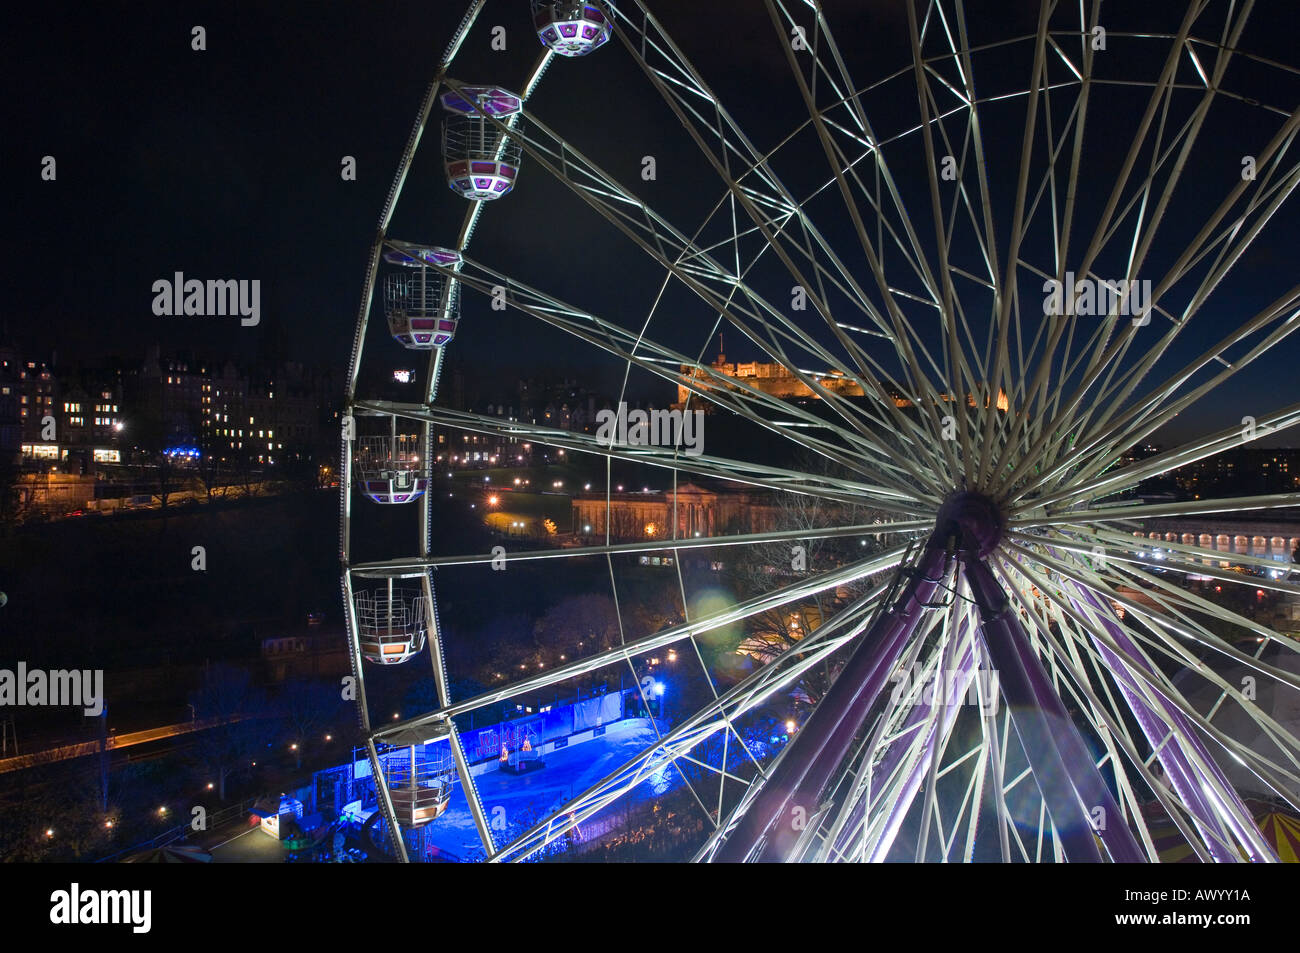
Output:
[601, 11, 969, 471]
[1050, 256, 1300, 496]
[377, 545, 907, 746]
[1067, 152, 1300, 466]
[439, 75, 920, 434]
[1021, 294, 1297, 503]
[1002, 540, 1300, 820]
[934, 8, 1049, 473]
[491, 584, 892, 862]
[927, 10, 1095, 481]
[1061, 523, 1300, 583]
[760, 1, 967, 462]
[1044, 7, 1270, 458]
[423, 253, 944, 494]
[800, 19, 1006, 375]
[430, 256, 846, 445]
[616, 0, 943, 342]
[1032, 159, 1300, 491]
[987, 12, 1114, 487]
[994, 2, 1218, 494]
[989, 555, 1207, 861]
[349, 519, 928, 575]
[611, 8, 887, 313]
[1035, 18, 1242, 450]
[1020, 402, 1300, 512]
[901, 0, 987, 487]
[765, 4, 958, 374]
[357, 400, 940, 517]
[970, 0, 1056, 491]
[1030, 280, 1300, 501]
[1025, 527, 1300, 605]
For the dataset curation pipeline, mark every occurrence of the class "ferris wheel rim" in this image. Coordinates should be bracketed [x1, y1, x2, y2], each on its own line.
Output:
[341, 0, 1300, 863]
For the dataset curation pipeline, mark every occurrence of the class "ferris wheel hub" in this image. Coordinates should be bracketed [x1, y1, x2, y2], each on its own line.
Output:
[936, 491, 1005, 558]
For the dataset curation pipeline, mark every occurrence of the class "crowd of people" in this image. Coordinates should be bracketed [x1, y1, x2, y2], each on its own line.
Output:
[561, 803, 710, 863]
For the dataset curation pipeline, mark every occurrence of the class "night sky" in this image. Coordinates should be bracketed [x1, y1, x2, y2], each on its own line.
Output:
[5, 0, 1300, 446]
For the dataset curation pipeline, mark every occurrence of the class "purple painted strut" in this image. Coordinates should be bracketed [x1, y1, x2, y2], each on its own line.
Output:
[998, 591, 1146, 862]
[966, 557, 1112, 861]
[858, 628, 979, 861]
[1069, 581, 1270, 862]
[712, 532, 951, 862]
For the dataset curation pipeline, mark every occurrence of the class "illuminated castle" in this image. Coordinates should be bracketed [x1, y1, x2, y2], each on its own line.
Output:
[676, 343, 1008, 412]
[675, 346, 866, 409]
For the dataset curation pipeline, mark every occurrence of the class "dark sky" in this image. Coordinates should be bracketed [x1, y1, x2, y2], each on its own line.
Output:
[4, 0, 1300, 447]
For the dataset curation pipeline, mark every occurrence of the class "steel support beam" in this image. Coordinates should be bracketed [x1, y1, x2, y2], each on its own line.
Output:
[713, 533, 952, 862]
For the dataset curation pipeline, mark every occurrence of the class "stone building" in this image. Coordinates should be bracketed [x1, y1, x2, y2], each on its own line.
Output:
[675, 350, 867, 409]
[572, 482, 783, 542]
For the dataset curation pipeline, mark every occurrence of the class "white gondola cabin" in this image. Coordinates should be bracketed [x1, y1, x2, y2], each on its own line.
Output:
[442, 86, 524, 201]
[532, 1, 613, 57]
[354, 428, 426, 505]
[353, 581, 427, 665]
[382, 247, 462, 349]
[383, 745, 455, 827]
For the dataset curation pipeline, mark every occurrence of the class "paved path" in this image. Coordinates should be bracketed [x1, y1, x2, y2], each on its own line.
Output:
[0, 717, 236, 774]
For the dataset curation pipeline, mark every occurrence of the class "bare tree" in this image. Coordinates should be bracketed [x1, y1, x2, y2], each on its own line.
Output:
[532, 594, 624, 660]
[723, 451, 892, 704]
[278, 679, 343, 770]
[189, 664, 268, 799]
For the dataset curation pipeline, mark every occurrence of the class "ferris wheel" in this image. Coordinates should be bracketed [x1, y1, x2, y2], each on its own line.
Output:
[339, 0, 1300, 863]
